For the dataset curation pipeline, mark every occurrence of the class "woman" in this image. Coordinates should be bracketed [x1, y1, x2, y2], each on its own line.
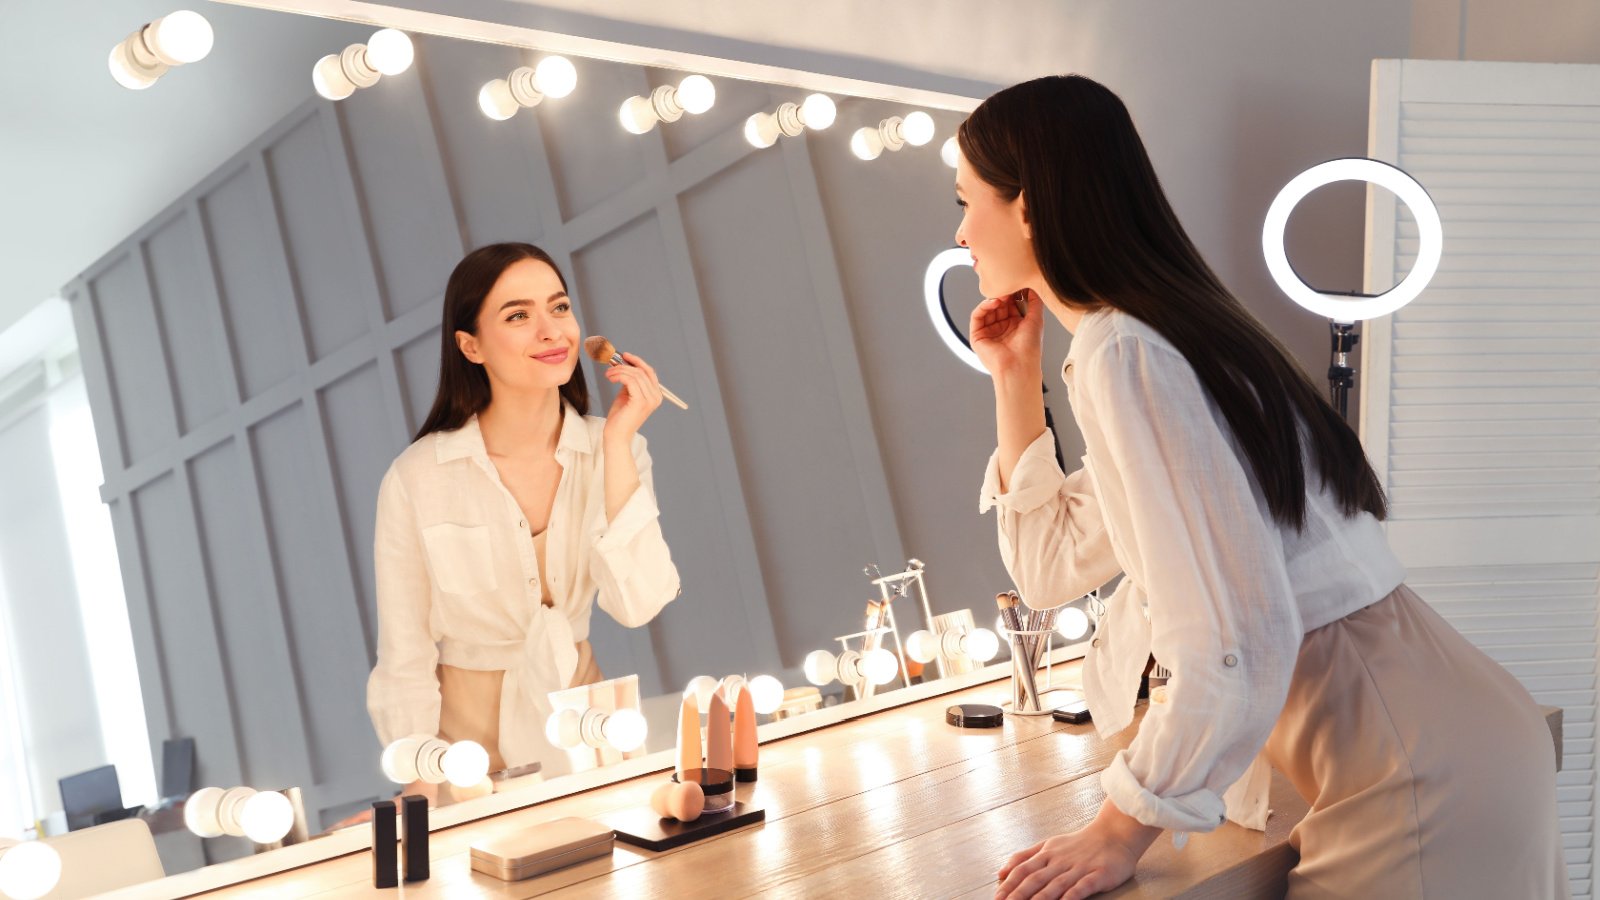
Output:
[367, 242, 680, 799]
[962, 77, 1565, 899]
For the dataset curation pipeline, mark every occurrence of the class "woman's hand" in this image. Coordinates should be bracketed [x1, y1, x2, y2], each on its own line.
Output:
[970, 290, 1043, 381]
[602, 352, 664, 444]
[994, 800, 1160, 900]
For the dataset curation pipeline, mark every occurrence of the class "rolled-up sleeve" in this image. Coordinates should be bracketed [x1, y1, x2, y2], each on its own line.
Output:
[979, 429, 1121, 609]
[590, 433, 680, 628]
[366, 466, 442, 747]
[1087, 335, 1302, 834]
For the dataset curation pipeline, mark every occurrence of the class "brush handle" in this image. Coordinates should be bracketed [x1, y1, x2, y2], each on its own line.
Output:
[608, 354, 689, 410]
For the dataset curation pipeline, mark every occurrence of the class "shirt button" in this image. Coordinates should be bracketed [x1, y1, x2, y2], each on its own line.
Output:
[1091, 638, 1101, 648]
[518, 519, 527, 529]
[1223, 654, 1238, 667]
[528, 578, 538, 588]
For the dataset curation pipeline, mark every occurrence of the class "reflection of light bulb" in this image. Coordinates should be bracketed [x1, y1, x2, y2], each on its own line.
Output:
[152, 10, 214, 64]
[851, 127, 884, 161]
[965, 627, 1000, 663]
[442, 740, 490, 787]
[479, 79, 518, 120]
[546, 708, 582, 748]
[1057, 607, 1091, 641]
[803, 650, 836, 686]
[684, 675, 719, 713]
[906, 629, 938, 664]
[744, 112, 779, 149]
[677, 75, 716, 114]
[0, 841, 62, 900]
[941, 136, 959, 169]
[366, 29, 414, 76]
[800, 93, 837, 129]
[381, 734, 448, 784]
[747, 675, 784, 714]
[862, 647, 898, 685]
[718, 674, 746, 703]
[619, 95, 657, 134]
[108, 44, 159, 90]
[605, 708, 648, 753]
[313, 53, 356, 101]
[901, 111, 935, 146]
[184, 786, 226, 838]
[240, 790, 294, 844]
[534, 55, 577, 98]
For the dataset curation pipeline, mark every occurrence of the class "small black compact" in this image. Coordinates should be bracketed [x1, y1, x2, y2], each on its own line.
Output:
[1051, 699, 1091, 724]
[946, 703, 1004, 728]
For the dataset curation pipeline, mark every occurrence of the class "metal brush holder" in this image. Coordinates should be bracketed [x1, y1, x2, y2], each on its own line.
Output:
[996, 625, 1063, 716]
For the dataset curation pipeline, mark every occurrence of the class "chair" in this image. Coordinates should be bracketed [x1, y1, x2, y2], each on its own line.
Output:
[41, 818, 165, 898]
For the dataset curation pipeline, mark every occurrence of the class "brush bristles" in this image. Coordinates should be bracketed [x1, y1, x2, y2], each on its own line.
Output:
[996, 591, 1018, 610]
[583, 335, 616, 362]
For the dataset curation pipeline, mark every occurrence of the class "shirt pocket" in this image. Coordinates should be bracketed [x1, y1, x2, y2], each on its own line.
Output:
[420, 523, 498, 596]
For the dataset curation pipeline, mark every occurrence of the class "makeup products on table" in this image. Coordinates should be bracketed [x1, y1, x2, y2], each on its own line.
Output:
[705, 692, 733, 773]
[995, 591, 1040, 709]
[400, 794, 428, 883]
[946, 703, 1005, 728]
[582, 335, 690, 410]
[469, 817, 615, 882]
[733, 683, 758, 782]
[675, 693, 701, 779]
[370, 800, 397, 889]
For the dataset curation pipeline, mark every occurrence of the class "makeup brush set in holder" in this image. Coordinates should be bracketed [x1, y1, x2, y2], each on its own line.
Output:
[995, 590, 1066, 715]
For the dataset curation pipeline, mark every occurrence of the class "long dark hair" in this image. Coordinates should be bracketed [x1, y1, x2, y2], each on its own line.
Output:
[414, 243, 589, 442]
[958, 75, 1385, 528]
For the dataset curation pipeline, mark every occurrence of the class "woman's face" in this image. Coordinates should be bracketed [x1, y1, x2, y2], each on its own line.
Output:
[456, 258, 581, 394]
[954, 151, 1038, 300]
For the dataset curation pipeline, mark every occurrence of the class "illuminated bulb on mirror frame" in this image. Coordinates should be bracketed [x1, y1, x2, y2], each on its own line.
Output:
[901, 111, 936, 146]
[311, 32, 413, 102]
[441, 740, 491, 787]
[747, 674, 785, 714]
[0, 841, 62, 900]
[851, 110, 937, 161]
[544, 706, 648, 753]
[107, 9, 215, 90]
[906, 627, 999, 664]
[184, 786, 294, 844]
[1056, 606, 1092, 641]
[239, 790, 295, 844]
[941, 136, 959, 169]
[534, 55, 578, 98]
[747, 93, 839, 149]
[619, 74, 717, 134]
[364, 28, 414, 76]
[684, 674, 720, 713]
[480, 56, 579, 121]
[803, 648, 897, 689]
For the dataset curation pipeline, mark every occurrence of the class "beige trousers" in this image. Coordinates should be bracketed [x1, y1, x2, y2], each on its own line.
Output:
[436, 641, 603, 774]
[1263, 584, 1569, 899]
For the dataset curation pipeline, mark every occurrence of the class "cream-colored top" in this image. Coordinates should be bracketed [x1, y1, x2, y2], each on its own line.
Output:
[367, 404, 680, 771]
[980, 307, 1405, 836]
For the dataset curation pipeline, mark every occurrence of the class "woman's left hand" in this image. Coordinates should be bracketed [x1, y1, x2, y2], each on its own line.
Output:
[603, 352, 664, 442]
[995, 800, 1159, 899]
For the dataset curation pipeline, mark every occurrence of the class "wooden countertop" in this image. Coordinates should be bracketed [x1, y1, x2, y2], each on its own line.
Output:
[197, 664, 1559, 899]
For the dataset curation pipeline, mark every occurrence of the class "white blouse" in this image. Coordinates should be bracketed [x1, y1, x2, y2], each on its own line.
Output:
[367, 405, 680, 773]
[980, 307, 1405, 836]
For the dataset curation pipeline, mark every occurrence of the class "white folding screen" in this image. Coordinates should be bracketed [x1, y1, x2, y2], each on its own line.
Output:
[1363, 58, 1600, 899]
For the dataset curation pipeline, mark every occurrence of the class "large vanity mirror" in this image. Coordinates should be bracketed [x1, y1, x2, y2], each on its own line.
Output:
[0, 4, 1101, 896]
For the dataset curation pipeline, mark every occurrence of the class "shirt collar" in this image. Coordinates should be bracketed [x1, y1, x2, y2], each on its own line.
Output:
[434, 402, 591, 464]
[1063, 306, 1114, 383]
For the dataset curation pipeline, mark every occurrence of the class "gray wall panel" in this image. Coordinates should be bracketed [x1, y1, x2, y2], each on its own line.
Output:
[654, 69, 772, 163]
[538, 59, 651, 221]
[395, 331, 440, 435]
[264, 114, 368, 363]
[91, 253, 176, 465]
[319, 362, 393, 660]
[249, 403, 376, 784]
[202, 167, 298, 401]
[146, 212, 228, 434]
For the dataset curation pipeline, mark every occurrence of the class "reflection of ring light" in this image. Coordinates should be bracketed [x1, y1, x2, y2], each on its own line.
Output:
[1262, 158, 1442, 323]
[923, 248, 987, 374]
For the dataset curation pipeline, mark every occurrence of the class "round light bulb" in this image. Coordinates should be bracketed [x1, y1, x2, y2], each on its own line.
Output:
[965, 627, 1001, 663]
[313, 53, 356, 101]
[534, 55, 577, 99]
[684, 675, 719, 713]
[800, 93, 837, 130]
[905, 629, 938, 664]
[1057, 606, 1092, 641]
[152, 10, 214, 65]
[380, 734, 431, 784]
[862, 647, 899, 685]
[747, 675, 784, 715]
[901, 111, 936, 146]
[941, 136, 959, 169]
[365, 29, 414, 76]
[545, 708, 582, 749]
[744, 112, 778, 149]
[676, 75, 716, 115]
[803, 649, 837, 686]
[183, 786, 226, 838]
[442, 740, 490, 787]
[478, 79, 518, 121]
[619, 95, 657, 134]
[851, 127, 884, 161]
[0, 841, 62, 900]
[605, 708, 648, 753]
[108, 44, 159, 90]
[239, 790, 294, 844]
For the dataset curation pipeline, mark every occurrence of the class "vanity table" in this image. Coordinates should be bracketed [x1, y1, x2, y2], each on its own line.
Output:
[181, 663, 1564, 899]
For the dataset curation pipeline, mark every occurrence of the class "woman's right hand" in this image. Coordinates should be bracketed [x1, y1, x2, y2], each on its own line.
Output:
[970, 290, 1043, 381]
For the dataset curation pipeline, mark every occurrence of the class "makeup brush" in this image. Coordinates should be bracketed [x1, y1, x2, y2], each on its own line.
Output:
[996, 591, 1040, 710]
[583, 336, 689, 410]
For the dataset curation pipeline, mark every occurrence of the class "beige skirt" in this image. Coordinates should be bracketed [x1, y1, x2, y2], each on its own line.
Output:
[1264, 584, 1569, 899]
[436, 640, 603, 774]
